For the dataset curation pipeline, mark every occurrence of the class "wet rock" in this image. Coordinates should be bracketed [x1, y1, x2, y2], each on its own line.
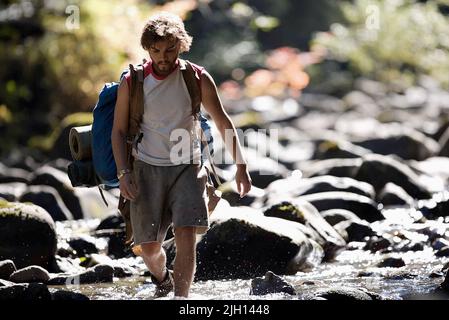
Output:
[219, 181, 264, 207]
[56, 241, 77, 258]
[250, 271, 295, 296]
[312, 139, 370, 160]
[267, 175, 375, 200]
[165, 205, 324, 281]
[263, 201, 306, 224]
[442, 262, 449, 273]
[48, 264, 114, 285]
[397, 242, 425, 252]
[377, 183, 415, 206]
[19, 185, 74, 221]
[0, 279, 15, 287]
[313, 287, 373, 300]
[302, 158, 362, 179]
[247, 167, 286, 190]
[80, 254, 135, 278]
[0, 283, 51, 300]
[9, 266, 51, 283]
[0, 201, 57, 269]
[51, 290, 90, 301]
[106, 230, 129, 259]
[353, 131, 439, 161]
[298, 191, 384, 222]
[355, 154, 432, 200]
[0, 260, 17, 280]
[440, 270, 449, 292]
[333, 220, 376, 242]
[364, 236, 391, 253]
[438, 126, 449, 157]
[263, 200, 346, 261]
[419, 198, 449, 219]
[436, 246, 449, 257]
[320, 209, 362, 226]
[68, 235, 99, 257]
[377, 257, 406, 268]
[0, 182, 27, 202]
[384, 272, 418, 280]
[28, 165, 84, 219]
[408, 157, 449, 183]
[96, 214, 125, 231]
[0, 162, 30, 184]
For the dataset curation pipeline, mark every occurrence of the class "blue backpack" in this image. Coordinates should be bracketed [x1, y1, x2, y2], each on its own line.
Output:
[91, 62, 214, 189]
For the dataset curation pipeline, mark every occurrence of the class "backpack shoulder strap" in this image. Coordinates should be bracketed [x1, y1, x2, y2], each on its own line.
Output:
[127, 64, 144, 138]
[180, 59, 201, 120]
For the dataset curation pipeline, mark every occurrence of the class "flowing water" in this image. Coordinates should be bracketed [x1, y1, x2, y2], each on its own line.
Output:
[49, 205, 449, 300]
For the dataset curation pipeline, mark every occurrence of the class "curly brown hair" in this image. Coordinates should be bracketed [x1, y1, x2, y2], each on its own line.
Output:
[140, 12, 192, 53]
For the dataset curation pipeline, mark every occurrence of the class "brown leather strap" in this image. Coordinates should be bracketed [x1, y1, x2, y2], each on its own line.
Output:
[126, 64, 145, 167]
[180, 59, 201, 120]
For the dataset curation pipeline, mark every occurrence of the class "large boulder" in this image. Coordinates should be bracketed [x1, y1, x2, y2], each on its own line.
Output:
[0, 201, 57, 269]
[355, 154, 432, 200]
[263, 200, 346, 261]
[9, 266, 51, 283]
[19, 185, 74, 221]
[0, 162, 30, 184]
[0, 282, 51, 300]
[312, 139, 370, 160]
[312, 287, 375, 300]
[164, 203, 323, 281]
[0, 260, 17, 280]
[297, 192, 384, 222]
[377, 183, 415, 207]
[28, 165, 84, 219]
[320, 209, 362, 226]
[28, 165, 117, 220]
[265, 175, 375, 201]
[333, 220, 376, 242]
[299, 158, 362, 179]
[353, 131, 439, 161]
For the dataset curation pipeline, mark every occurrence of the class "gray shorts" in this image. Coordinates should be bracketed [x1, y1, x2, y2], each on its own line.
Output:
[130, 159, 210, 246]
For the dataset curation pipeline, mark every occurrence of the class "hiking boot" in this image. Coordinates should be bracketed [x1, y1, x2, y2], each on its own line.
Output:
[151, 269, 174, 298]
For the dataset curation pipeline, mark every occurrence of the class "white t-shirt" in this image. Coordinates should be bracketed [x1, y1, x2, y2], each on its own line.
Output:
[125, 59, 204, 166]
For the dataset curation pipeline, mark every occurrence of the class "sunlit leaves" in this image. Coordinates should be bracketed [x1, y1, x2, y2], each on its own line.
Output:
[312, 0, 449, 88]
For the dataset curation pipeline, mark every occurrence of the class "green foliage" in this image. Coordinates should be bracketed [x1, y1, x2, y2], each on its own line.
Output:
[0, 0, 152, 156]
[312, 0, 449, 89]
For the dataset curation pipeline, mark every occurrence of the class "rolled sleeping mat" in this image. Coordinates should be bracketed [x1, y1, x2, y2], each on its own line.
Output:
[69, 125, 92, 161]
[67, 160, 97, 187]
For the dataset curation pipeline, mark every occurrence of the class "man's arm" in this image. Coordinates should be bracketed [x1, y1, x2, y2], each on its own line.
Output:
[111, 78, 138, 201]
[200, 71, 252, 197]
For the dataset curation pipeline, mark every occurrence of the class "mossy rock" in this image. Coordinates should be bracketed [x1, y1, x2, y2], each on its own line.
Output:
[0, 201, 57, 269]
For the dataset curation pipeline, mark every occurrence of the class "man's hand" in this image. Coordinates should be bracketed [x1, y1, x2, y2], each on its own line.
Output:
[235, 164, 252, 198]
[119, 173, 138, 201]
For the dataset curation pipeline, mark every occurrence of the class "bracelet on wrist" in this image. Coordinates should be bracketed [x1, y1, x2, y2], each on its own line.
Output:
[117, 168, 131, 180]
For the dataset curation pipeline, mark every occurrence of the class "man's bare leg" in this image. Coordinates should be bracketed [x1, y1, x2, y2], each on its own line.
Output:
[173, 226, 197, 297]
[140, 242, 167, 282]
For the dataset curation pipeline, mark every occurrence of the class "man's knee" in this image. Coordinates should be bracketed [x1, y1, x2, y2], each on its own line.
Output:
[140, 242, 163, 260]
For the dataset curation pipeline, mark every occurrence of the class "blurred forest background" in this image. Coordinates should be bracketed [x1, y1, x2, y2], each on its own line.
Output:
[1, 0, 449, 159]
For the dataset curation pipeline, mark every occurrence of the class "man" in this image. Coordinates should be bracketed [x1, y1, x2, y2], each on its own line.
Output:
[111, 12, 252, 298]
